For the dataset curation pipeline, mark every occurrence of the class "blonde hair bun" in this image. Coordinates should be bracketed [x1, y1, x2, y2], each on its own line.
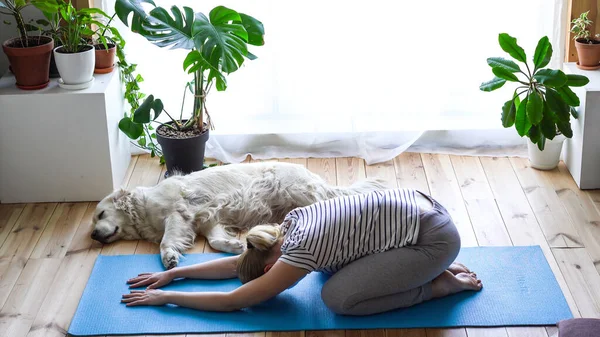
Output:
[246, 224, 281, 251]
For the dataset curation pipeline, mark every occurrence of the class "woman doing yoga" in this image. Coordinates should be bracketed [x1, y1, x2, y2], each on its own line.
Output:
[122, 188, 483, 315]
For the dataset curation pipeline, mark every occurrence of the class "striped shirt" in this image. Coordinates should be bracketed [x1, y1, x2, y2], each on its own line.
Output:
[279, 188, 420, 274]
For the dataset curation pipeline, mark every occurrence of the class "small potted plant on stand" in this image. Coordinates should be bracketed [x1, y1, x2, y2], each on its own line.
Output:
[115, 0, 265, 175]
[93, 13, 121, 74]
[29, 1, 63, 78]
[571, 11, 600, 70]
[1, 0, 54, 89]
[481, 33, 589, 170]
[34, 0, 110, 90]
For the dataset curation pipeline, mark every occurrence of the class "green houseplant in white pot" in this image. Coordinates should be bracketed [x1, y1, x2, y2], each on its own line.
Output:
[114, 0, 265, 175]
[33, 0, 110, 89]
[481, 33, 589, 170]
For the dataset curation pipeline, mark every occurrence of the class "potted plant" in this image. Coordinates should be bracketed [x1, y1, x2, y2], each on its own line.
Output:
[114, 0, 265, 175]
[481, 33, 589, 170]
[29, 1, 62, 78]
[571, 11, 600, 70]
[1, 0, 54, 90]
[33, 0, 110, 89]
[92, 13, 122, 74]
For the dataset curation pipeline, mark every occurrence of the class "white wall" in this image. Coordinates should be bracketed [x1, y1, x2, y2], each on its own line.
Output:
[0, 6, 45, 78]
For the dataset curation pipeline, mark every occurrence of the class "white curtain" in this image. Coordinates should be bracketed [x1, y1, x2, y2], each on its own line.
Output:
[100, 0, 567, 163]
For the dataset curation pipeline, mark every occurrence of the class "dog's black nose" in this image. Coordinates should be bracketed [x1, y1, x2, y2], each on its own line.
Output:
[91, 229, 99, 239]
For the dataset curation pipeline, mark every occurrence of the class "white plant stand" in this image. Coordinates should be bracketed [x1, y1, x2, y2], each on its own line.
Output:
[0, 70, 131, 203]
[563, 63, 600, 190]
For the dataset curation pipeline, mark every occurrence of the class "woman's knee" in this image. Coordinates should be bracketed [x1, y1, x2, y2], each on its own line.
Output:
[321, 279, 355, 315]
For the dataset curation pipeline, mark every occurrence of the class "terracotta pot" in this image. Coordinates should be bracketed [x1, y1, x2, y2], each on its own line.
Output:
[94, 43, 116, 73]
[574, 38, 600, 68]
[2, 36, 54, 90]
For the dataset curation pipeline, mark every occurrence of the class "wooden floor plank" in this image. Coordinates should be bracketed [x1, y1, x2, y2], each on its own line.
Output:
[27, 248, 101, 337]
[30, 202, 88, 259]
[0, 258, 62, 337]
[465, 328, 508, 337]
[386, 328, 426, 337]
[450, 156, 511, 246]
[365, 160, 397, 188]
[127, 154, 164, 188]
[506, 327, 551, 337]
[279, 158, 308, 167]
[307, 158, 337, 185]
[552, 248, 600, 318]
[67, 202, 102, 255]
[0, 204, 26, 250]
[510, 158, 582, 248]
[0, 203, 58, 259]
[393, 153, 430, 193]
[121, 155, 139, 187]
[425, 329, 467, 337]
[266, 332, 306, 337]
[480, 157, 581, 318]
[420, 154, 478, 247]
[0, 257, 27, 310]
[549, 163, 600, 272]
[335, 157, 366, 186]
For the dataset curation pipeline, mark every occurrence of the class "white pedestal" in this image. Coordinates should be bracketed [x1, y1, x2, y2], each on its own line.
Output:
[563, 63, 600, 190]
[0, 71, 131, 203]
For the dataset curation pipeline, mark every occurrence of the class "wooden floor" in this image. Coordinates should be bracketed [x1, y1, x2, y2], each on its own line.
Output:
[1, 153, 600, 337]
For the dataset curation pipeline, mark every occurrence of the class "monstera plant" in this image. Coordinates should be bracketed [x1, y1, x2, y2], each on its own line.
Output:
[480, 33, 589, 170]
[115, 0, 264, 175]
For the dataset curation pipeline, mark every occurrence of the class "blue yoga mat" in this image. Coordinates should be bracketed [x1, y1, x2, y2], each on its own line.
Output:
[68, 246, 572, 336]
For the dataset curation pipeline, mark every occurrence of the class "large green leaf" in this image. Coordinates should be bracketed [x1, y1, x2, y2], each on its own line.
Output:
[492, 67, 519, 82]
[515, 96, 532, 137]
[119, 118, 144, 139]
[533, 36, 552, 69]
[537, 135, 546, 151]
[527, 91, 543, 125]
[193, 6, 249, 74]
[540, 104, 557, 140]
[570, 106, 579, 119]
[501, 94, 520, 128]
[557, 86, 580, 106]
[133, 94, 163, 123]
[528, 125, 542, 146]
[498, 33, 527, 63]
[238, 13, 264, 46]
[533, 69, 567, 88]
[557, 120, 573, 138]
[545, 88, 570, 122]
[566, 74, 590, 87]
[479, 77, 506, 92]
[487, 57, 521, 73]
[115, 0, 196, 49]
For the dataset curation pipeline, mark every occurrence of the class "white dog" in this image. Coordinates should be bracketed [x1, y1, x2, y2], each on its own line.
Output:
[91, 162, 388, 269]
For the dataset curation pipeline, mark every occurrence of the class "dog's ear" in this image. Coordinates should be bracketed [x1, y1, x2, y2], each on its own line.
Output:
[112, 188, 131, 202]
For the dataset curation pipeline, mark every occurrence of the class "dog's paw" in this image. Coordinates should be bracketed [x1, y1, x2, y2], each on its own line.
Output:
[161, 249, 179, 269]
[209, 238, 245, 254]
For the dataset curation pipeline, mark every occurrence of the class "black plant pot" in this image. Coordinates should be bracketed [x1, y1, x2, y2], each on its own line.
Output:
[156, 121, 209, 177]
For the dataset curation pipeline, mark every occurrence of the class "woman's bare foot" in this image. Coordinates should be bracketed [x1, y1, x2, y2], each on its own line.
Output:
[431, 270, 483, 299]
[447, 262, 471, 275]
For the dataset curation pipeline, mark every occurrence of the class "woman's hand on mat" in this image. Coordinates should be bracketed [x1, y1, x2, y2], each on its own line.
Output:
[121, 289, 168, 306]
[127, 271, 174, 289]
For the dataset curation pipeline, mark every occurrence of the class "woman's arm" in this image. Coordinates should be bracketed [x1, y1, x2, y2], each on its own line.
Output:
[128, 255, 240, 289]
[122, 260, 308, 311]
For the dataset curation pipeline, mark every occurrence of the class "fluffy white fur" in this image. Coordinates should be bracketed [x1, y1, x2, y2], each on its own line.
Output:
[91, 162, 389, 269]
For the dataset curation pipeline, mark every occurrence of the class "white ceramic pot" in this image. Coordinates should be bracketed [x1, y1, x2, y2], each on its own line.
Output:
[527, 134, 566, 170]
[53, 45, 95, 85]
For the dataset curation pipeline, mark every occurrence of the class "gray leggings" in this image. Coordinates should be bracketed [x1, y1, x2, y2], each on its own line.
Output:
[321, 193, 461, 316]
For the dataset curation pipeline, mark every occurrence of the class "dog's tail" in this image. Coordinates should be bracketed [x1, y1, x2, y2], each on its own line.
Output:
[327, 178, 391, 198]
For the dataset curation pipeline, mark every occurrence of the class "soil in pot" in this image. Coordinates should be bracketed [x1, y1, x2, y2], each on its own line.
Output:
[156, 122, 210, 176]
[2, 36, 54, 90]
[94, 43, 116, 73]
[575, 38, 600, 69]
